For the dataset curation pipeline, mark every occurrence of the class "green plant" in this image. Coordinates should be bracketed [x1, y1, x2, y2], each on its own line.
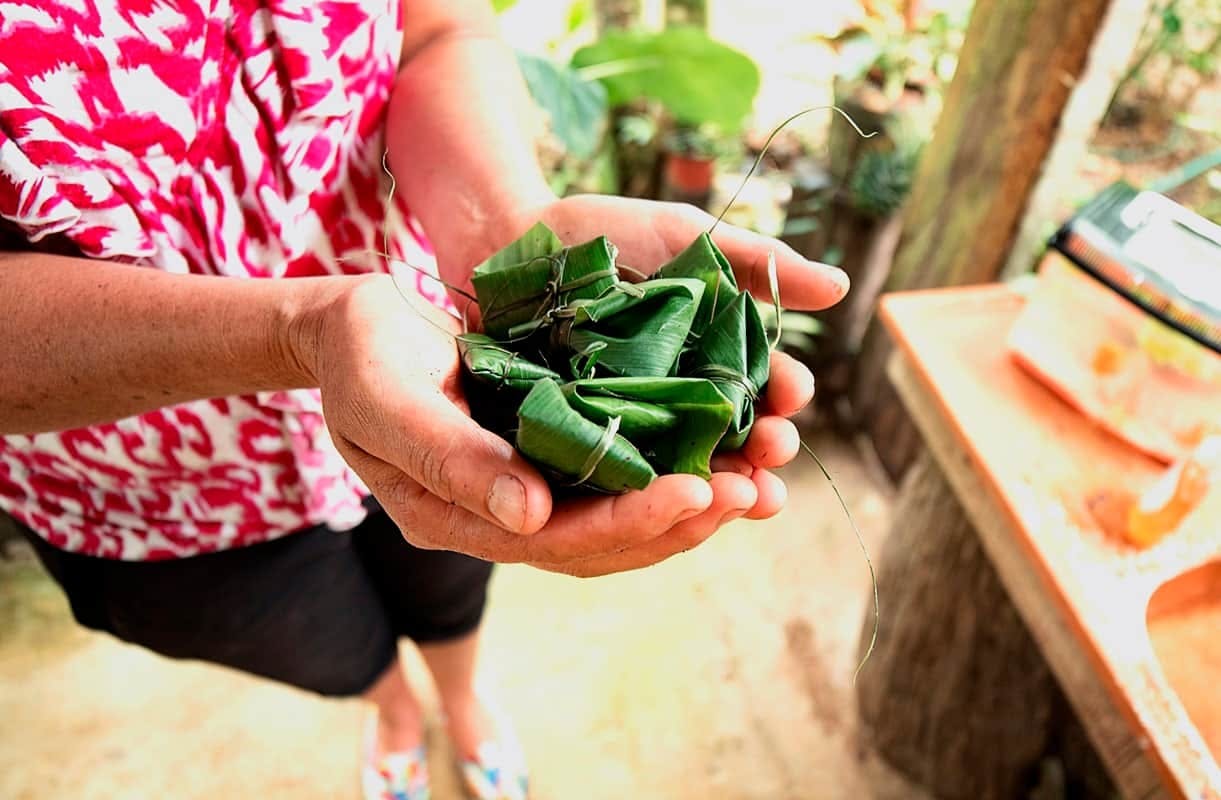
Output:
[847, 116, 926, 217]
[571, 28, 760, 132]
[820, 1, 969, 105]
[1107, 0, 1221, 124]
[661, 124, 736, 159]
[516, 52, 608, 160]
[507, 5, 761, 197]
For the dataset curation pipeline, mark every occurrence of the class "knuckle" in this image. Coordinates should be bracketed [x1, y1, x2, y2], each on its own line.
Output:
[383, 473, 427, 514]
[405, 436, 459, 502]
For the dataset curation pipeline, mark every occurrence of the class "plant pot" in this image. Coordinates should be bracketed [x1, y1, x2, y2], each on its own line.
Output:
[664, 152, 716, 195]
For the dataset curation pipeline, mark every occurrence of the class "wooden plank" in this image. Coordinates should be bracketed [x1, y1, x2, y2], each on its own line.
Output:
[855, 448, 1061, 800]
[879, 285, 1221, 800]
[888, 353, 1168, 799]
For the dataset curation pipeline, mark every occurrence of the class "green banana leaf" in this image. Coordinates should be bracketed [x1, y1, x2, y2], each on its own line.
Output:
[686, 291, 771, 452]
[543, 277, 704, 379]
[517, 378, 656, 493]
[460, 221, 772, 494]
[472, 226, 619, 339]
[458, 333, 561, 392]
[656, 232, 739, 335]
[562, 377, 734, 478]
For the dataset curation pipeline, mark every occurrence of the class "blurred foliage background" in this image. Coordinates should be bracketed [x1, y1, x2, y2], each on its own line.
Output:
[488, 0, 1219, 373]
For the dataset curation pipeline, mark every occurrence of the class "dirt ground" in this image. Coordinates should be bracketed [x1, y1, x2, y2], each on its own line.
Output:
[0, 430, 928, 800]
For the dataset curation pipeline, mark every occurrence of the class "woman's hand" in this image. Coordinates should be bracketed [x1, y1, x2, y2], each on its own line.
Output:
[383, 2, 838, 573]
[298, 274, 777, 577]
[437, 194, 842, 530]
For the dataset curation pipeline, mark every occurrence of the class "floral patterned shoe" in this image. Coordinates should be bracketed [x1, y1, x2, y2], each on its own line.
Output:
[458, 740, 529, 800]
[361, 712, 431, 800]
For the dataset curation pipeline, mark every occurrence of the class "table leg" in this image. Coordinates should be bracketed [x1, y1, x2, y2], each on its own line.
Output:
[854, 449, 1115, 799]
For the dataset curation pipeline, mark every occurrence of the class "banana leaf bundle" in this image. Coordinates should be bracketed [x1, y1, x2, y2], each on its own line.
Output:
[460, 222, 771, 494]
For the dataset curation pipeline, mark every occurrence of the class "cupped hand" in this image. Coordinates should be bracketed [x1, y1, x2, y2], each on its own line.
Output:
[310, 195, 841, 576]
[439, 192, 840, 530]
[515, 195, 832, 525]
[300, 274, 759, 576]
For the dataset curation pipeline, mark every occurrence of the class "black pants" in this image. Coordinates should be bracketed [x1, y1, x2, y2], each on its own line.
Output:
[17, 500, 494, 697]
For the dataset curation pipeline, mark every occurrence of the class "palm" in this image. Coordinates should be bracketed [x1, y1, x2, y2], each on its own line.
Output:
[536, 194, 848, 312]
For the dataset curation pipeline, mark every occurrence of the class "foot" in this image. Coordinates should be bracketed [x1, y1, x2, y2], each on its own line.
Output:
[441, 695, 499, 761]
[375, 708, 426, 758]
[362, 711, 431, 800]
[442, 694, 528, 800]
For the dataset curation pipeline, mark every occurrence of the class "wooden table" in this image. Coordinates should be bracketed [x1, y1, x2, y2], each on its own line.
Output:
[855, 285, 1220, 800]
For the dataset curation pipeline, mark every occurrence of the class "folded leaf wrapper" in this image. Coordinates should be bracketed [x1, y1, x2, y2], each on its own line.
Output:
[462, 222, 771, 493]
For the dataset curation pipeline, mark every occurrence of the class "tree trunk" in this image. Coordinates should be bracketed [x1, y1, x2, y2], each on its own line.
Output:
[855, 450, 1059, 799]
[849, 0, 1116, 482]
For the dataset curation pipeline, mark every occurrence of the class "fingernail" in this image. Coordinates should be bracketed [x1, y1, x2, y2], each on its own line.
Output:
[719, 508, 749, 526]
[827, 266, 850, 296]
[488, 474, 526, 532]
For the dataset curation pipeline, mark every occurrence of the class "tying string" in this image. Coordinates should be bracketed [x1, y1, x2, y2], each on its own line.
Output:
[700, 108, 879, 680]
[708, 105, 877, 236]
[801, 441, 878, 685]
[482, 251, 619, 330]
[566, 415, 622, 486]
[688, 364, 759, 403]
[766, 250, 783, 350]
[569, 341, 607, 380]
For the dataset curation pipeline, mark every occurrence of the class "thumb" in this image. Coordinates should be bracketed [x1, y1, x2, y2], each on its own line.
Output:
[367, 392, 553, 535]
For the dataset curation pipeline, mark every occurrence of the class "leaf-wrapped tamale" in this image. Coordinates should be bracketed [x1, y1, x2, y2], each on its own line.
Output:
[562, 377, 733, 478]
[655, 231, 740, 335]
[516, 378, 656, 493]
[460, 221, 772, 494]
[686, 291, 770, 452]
[458, 333, 562, 392]
[472, 224, 619, 339]
[539, 278, 704, 379]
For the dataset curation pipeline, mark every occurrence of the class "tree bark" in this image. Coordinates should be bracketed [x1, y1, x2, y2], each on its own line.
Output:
[849, 0, 1117, 482]
[855, 450, 1059, 800]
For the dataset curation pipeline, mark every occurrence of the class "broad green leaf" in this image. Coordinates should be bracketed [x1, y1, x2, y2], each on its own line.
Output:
[517, 379, 656, 492]
[473, 221, 561, 277]
[516, 52, 608, 159]
[655, 231, 738, 335]
[490, 0, 517, 11]
[687, 291, 771, 452]
[563, 377, 733, 477]
[565, 388, 678, 439]
[559, 278, 704, 378]
[458, 334, 561, 392]
[473, 228, 618, 339]
[572, 28, 760, 131]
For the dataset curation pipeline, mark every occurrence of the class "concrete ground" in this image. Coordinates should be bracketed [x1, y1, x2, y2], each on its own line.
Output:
[0, 431, 926, 800]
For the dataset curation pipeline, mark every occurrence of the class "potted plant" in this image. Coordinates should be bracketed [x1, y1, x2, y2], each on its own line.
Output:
[660, 124, 730, 201]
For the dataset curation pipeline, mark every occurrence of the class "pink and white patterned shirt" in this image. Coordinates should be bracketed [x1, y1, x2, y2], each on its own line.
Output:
[0, 0, 450, 559]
